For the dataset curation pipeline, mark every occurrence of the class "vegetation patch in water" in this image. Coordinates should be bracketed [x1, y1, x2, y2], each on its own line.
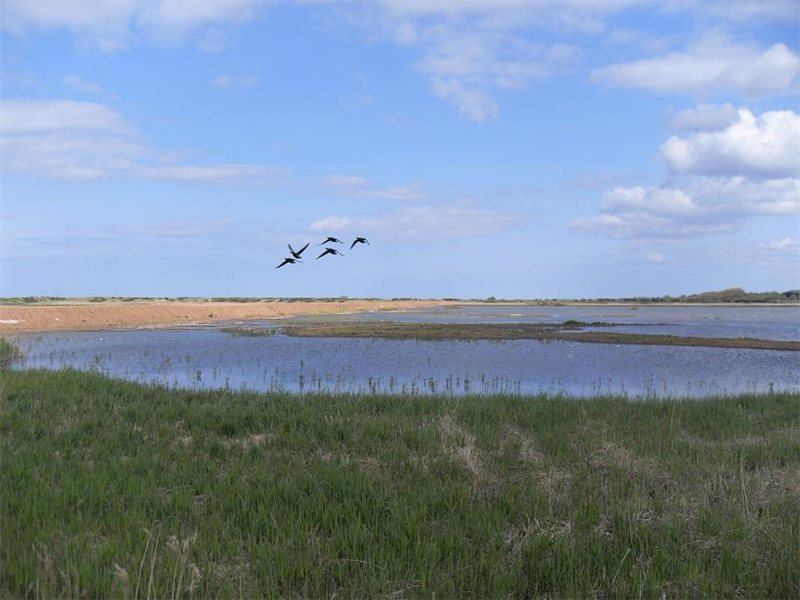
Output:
[280, 321, 800, 351]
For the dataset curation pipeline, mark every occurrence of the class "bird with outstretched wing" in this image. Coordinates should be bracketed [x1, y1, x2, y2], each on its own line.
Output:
[275, 257, 301, 269]
[288, 243, 309, 259]
[316, 247, 345, 260]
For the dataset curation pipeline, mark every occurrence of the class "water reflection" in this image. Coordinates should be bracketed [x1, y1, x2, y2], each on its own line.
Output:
[9, 319, 799, 398]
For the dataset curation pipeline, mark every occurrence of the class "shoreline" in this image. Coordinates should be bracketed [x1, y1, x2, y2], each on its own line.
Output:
[0, 300, 446, 334]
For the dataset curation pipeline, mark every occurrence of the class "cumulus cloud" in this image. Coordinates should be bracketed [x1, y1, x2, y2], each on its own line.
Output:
[660, 109, 800, 178]
[323, 174, 427, 201]
[591, 35, 800, 98]
[572, 177, 799, 240]
[310, 202, 516, 239]
[0, 0, 262, 51]
[573, 106, 800, 241]
[668, 103, 739, 131]
[0, 98, 286, 183]
[342, 1, 628, 121]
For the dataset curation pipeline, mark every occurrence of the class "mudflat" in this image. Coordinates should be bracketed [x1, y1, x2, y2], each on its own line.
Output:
[0, 300, 443, 333]
[275, 321, 800, 351]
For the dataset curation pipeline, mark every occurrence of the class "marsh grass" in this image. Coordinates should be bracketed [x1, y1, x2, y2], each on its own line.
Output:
[0, 337, 23, 364]
[1, 369, 798, 598]
[281, 321, 800, 351]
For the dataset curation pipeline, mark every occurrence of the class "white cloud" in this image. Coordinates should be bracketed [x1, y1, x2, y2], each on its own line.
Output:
[64, 74, 105, 95]
[211, 74, 260, 88]
[375, 1, 643, 34]
[0, 98, 286, 183]
[323, 174, 427, 201]
[760, 237, 799, 253]
[323, 174, 369, 188]
[115, 220, 232, 238]
[137, 0, 259, 45]
[356, 185, 427, 201]
[412, 29, 580, 121]
[572, 176, 799, 240]
[663, 0, 800, 23]
[660, 109, 800, 178]
[668, 103, 738, 131]
[605, 28, 671, 54]
[343, 2, 620, 122]
[310, 202, 516, 239]
[310, 216, 354, 232]
[573, 107, 800, 241]
[0, 99, 132, 135]
[602, 186, 698, 217]
[0, 0, 262, 51]
[644, 252, 666, 263]
[430, 77, 498, 122]
[591, 35, 800, 98]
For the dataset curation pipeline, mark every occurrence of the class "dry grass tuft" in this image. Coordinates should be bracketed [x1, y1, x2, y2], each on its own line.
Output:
[440, 414, 497, 495]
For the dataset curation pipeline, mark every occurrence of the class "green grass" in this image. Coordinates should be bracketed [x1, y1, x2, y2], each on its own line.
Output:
[0, 337, 22, 364]
[1, 369, 797, 598]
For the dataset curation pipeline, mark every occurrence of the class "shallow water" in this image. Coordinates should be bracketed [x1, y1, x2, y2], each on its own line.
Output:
[289, 304, 800, 341]
[8, 304, 800, 398]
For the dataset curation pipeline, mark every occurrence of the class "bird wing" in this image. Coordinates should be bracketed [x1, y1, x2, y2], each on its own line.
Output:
[288, 243, 295, 254]
[298, 243, 309, 255]
[364, 238, 370, 245]
[276, 260, 288, 268]
[350, 239, 358, 249]
[316, 250, 329, 259]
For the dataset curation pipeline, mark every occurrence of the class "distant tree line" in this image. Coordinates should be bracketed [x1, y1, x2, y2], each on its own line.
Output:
[591, 288, 800, 304]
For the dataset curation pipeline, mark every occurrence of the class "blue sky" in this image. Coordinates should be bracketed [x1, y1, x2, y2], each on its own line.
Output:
[1, 0, 798, 298]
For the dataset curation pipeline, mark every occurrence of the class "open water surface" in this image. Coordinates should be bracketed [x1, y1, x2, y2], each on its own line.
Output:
[8, 305, 799, 398]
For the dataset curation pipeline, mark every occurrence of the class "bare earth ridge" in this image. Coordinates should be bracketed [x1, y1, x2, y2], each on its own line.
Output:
[0, 300, 444, 333]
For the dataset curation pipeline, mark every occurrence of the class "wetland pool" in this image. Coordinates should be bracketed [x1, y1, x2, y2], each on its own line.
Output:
[7, 305, 799, 398]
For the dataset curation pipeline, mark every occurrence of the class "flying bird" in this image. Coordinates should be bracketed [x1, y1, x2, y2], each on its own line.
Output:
[350, 237, 370, 249]
[288, 243, 309, 259]
[275, 257, 301, 269]
[319, 237, 343, 245]
[316, 247, 345, 260]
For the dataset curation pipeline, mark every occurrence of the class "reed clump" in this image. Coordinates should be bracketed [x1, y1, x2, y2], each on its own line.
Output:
[0, 337, 22, 364]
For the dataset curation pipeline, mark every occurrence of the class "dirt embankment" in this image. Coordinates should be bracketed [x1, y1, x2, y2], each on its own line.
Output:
[0, 300, 443, 333]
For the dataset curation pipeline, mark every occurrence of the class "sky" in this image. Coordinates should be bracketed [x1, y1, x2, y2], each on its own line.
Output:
[1, 0, 799, 299]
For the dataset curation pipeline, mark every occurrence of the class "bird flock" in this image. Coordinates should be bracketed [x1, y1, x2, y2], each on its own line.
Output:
[275, 236, 370, 269]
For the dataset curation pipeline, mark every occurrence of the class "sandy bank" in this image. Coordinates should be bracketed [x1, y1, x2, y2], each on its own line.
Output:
[0, 300, 443, 333]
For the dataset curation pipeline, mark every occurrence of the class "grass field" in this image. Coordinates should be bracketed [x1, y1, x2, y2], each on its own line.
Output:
[1, 369, 797, 598]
